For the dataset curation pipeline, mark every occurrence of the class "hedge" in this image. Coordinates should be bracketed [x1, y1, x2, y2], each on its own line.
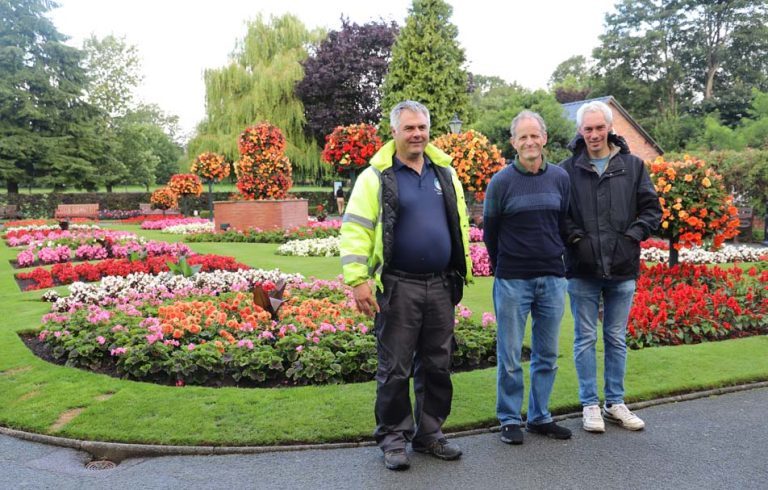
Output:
[0, 191, 337, 219]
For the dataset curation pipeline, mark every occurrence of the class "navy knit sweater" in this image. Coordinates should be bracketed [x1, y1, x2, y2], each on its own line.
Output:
[482, 162, 570, 279]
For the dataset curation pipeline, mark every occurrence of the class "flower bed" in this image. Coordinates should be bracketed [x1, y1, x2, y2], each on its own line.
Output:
[161, 222, 215, 235]
[640, 244, 768, 264]
[469, 226, 483, 243]
[628, 262, 768, 349]
[186, 222, 341, 244]
[277, 237, 340, 257]
[470, 244, 491, 276]
[5, 229, 135, 248]
[33, 275, 497, 387]
[99, 209, 142, 220]
[3, 224, 101, 244]
[14, 238, 192, 268]
[121, 214, 183, 224]
[15, 254, 248, 291]
[141, 218, 210, 230]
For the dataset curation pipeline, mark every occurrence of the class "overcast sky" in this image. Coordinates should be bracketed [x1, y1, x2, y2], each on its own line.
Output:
[50, 0, 617, 139]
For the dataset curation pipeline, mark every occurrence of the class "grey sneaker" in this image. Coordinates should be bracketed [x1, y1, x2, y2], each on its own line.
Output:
[383, 448, 410, 470]
[412, 438, 462, 460]
[603, 403, 645, 430]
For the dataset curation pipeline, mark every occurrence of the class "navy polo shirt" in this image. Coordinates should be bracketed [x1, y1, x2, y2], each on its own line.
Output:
[388, 155, 452, 273]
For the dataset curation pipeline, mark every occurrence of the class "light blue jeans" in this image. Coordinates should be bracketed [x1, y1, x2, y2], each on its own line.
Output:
[568, 278, 636, 407]
[494, 276, 567, 426]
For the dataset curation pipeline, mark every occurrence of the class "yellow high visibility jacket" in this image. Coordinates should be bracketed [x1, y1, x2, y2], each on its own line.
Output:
[339, 140, 473, 291]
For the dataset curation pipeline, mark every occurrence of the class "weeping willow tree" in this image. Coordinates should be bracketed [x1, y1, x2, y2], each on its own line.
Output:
[187, 14, 328, 183]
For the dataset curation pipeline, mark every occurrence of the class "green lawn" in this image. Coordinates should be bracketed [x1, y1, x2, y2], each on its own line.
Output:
[0, 222, 766, 445]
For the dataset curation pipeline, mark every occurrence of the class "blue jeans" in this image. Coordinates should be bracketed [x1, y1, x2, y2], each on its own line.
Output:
[568, 278, 636, 407]
[494, 276, 567, 426]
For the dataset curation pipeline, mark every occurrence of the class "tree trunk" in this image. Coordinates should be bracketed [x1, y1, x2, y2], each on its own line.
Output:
[7, 181, 19, 194]
[668, 236, 680, 267]
[106, 184, 113, 193]
[704, 63, 718, 100]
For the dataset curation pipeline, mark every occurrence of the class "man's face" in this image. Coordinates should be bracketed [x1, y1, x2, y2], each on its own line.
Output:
[392, 110, 429, 159]
[510, 117, 547, 162]
[579, 111, 612, 157]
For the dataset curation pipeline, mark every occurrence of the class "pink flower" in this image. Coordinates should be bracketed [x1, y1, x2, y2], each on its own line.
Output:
[187, 343, 196, 350]
[295, 345, 304, 352]
[96, 336, 106, 345]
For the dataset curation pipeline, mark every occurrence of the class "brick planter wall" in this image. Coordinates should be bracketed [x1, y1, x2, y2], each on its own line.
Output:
[214, 200, 308, 231]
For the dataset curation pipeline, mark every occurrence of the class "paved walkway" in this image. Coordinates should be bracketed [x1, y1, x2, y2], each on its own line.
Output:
[1, 387, 767, 489]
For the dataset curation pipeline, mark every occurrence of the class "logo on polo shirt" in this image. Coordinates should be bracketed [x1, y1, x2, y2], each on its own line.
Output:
[433, 178, 442, 195]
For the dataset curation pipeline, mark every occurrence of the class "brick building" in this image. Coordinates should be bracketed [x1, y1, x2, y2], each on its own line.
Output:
[561, 96, 664, 162]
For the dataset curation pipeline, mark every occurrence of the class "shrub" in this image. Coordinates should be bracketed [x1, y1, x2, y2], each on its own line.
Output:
[432, 129, 506, 202]
[235, 123, 293, 199]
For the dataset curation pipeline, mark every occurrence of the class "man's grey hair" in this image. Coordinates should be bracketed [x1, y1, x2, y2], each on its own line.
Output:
[390, 100, 431, 130]
[510, 110, 547, 139]
[576, 100, 614, 127]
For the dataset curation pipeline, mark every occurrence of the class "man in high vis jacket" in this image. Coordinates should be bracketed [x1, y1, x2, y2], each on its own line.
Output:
[340, 100, 472, 471]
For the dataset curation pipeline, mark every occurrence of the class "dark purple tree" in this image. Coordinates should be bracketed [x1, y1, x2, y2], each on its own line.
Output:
[296, 17, 398, 146]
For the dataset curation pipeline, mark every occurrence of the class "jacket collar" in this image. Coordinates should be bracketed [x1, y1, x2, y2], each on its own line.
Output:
[369, 140, 452, 171]
[569, 133, 630, 173]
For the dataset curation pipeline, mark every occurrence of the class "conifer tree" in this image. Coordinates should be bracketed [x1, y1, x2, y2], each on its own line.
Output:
[380, 0, 470, 135]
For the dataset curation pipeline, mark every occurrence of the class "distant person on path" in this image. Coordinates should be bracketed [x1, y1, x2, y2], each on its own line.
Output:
[559, 100, 661, 433]
[339, 100, 473, 471]
[483, 110, 572, 445]
[335, 185, 345, 215]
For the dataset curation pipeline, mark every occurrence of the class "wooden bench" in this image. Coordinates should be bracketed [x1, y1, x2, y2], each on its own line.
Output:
[54, 203, 99, 220]
[0, 205, 19, 219]
[139, 203, 180, 215]
[734, 206, 754, 243]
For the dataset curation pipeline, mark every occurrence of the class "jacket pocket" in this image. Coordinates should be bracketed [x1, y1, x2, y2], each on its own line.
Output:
[611, 235, 640, 276]
[568, 236, 598, 275]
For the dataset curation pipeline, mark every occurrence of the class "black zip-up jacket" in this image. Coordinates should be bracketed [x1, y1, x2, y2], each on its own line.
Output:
[558, 134, 661, 280]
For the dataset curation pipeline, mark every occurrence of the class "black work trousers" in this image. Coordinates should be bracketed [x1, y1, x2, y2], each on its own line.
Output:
[373, 271, 455, 452]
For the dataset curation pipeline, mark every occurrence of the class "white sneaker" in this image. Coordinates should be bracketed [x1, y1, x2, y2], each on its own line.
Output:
[603, 403, 645, 430]
[582, 404, 605, 432]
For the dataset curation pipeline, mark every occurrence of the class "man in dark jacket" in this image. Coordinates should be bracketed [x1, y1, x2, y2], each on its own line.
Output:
[559, 101, 661, 434]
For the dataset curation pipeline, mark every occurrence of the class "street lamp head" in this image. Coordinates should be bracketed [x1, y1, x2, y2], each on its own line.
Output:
[449, 113, 463, 134]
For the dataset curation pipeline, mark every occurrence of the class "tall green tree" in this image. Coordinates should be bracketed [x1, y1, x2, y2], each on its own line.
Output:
[592, 0, 768, 126]
[82, 34, 142, 119]
[548, 55, 593, 103]
[380, 0, 470, 135]
[187, 14, 324, 182]
[0, 0, 104, 193]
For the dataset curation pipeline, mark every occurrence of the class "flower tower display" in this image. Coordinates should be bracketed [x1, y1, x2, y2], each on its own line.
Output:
[234, 123, 293, 200]
[648, 155, 740, 266]
[321, 123, 383, 181]
[149, 187, 179, 215]
[167, 173, 203, 216]
[214, 122, 306, 232]
[191, 152, 229, 221]
[432, 129, 506, 203]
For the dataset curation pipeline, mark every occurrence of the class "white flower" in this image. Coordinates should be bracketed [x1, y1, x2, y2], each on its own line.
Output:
[641, 244, 768, 264]
[277, 237, 340, 257]
[161, 222, 215, 235]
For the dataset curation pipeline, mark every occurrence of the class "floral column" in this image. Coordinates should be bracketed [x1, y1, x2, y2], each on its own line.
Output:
[647, 156, 740, 266]
[321, 123, 382, 190]
[191, 152, 230, 221]
[167, 174, 203, 217]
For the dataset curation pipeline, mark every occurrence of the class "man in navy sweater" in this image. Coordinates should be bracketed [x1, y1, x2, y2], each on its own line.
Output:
[483, 110, 572, 445]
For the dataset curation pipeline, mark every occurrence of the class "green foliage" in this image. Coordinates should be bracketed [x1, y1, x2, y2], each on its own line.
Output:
[589, 0, 768, 151]
[380, 0, 470, 135]
[82, 34, 142, 119]
[468, 83, 574, 162]
[188, 14, 326, 182]
[548, 55, 593, 103]
[0, 0, 109, 192]
[166, 255, 202, 277]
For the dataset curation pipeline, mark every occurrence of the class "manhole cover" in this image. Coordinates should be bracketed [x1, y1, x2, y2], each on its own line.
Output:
[85, 460, 117, 471]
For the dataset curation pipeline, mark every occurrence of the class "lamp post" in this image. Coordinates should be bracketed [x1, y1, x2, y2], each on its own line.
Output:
[449, 113, 463, 134]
